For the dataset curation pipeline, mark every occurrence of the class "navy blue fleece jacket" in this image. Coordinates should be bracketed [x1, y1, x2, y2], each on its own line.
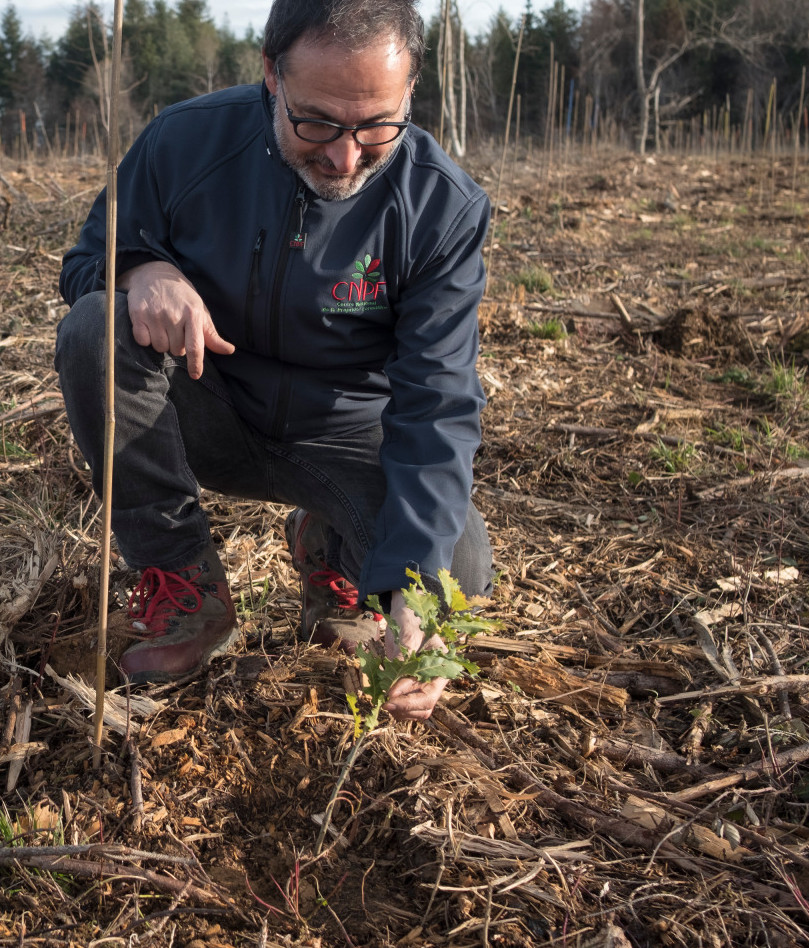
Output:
[60, 82, 490, 600]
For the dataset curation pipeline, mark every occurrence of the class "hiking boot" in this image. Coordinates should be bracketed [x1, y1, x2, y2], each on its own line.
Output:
[119, 542, 239, 685]
[284, 508, 383, 653]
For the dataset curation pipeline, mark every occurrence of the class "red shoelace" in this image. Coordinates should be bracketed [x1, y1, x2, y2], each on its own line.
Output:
[309, 569, 383, 620]
[128, 567, 203, 636]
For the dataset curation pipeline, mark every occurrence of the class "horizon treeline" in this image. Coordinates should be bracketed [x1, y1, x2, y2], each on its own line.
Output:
[1, 0, 807, 158]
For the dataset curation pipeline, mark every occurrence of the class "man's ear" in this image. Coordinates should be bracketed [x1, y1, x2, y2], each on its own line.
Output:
[262, 53, 278, 94]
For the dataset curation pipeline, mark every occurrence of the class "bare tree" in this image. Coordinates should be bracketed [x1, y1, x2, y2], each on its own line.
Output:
[437, 0, 466, 157]
[84, 6, 141, 141]
[633, 0, 784, 154]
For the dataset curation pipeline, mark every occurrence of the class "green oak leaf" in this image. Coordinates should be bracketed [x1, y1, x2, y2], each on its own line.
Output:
[354, 572, 495, 733]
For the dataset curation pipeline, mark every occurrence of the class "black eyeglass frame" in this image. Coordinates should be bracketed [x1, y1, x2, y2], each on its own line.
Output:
[276, 71, 412, 145]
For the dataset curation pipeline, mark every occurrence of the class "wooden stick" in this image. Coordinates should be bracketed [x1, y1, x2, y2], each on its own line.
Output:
[672, 741, 809, 804]
[314, 732, 368, 855]
[127, 738, 144, 832]
[0, 852, 226, 905]
[793, 66, 806, 196]
[485, 15, 525, 285]
[656, 675, 809, 705]
[93, 0, 125, 769]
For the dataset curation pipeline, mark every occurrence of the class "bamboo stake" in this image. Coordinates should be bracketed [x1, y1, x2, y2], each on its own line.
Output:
[545, 47, 557, 186]
[558, 65, 566, 203]
[485, 14, 525, 286]
[742, 87, 753, 155]
[770, 79, 777, 203]
[504, 94, 520, 245]
[793, 67, 805, 197]
[93, 0, 125, 770]
[438, 0, 450, 150]
[543, 41, 554, 157]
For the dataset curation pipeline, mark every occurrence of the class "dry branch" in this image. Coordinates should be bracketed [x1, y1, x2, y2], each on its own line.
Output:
[581, 734, 720, 778]
[621, 794, 750, 862]
[671, 741, 809, 803]
[431, 706, 734, 875]
[489, 655, 629, 715]
[657, 675, 809, 705]
[0, 851, 230, 906]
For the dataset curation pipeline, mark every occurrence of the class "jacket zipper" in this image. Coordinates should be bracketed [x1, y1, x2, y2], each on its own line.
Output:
[269, 184, 308, 354]
[268, 184, 308, 440]
[244, 228, 266, 349]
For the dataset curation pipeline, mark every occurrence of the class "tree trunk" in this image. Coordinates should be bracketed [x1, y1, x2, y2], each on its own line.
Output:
[437, 0, 465, 158]
[635, 0, 649, 154]
[457, 4, 466, 156]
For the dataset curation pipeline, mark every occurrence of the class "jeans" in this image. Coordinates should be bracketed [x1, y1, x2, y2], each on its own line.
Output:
[55, 291, 492, 596]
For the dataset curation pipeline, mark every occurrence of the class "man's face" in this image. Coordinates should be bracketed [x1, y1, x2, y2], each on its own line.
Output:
[264, 36, 414, 200]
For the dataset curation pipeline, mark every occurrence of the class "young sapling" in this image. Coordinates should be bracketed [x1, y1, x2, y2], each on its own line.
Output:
[314, 568, 497, 854]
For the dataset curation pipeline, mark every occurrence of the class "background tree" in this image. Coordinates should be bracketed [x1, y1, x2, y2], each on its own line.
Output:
[0, 5, 47, 152]
[4, 0, 808, 158]
[49, 3, 106, 113]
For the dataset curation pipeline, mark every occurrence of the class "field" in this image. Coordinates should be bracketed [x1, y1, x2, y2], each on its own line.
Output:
[1, 146, 809, 947]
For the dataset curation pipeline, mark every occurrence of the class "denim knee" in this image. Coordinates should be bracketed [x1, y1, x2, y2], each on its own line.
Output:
[55, 291, 108, 378]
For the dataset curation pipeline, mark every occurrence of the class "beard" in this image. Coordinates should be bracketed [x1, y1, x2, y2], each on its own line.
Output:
[272, 103, 401, 201]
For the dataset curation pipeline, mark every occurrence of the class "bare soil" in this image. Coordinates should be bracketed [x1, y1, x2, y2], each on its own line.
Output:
[2, 147, 809, 947]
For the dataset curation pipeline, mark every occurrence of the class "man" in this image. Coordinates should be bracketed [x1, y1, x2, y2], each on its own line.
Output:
[55, 0, 492, 722]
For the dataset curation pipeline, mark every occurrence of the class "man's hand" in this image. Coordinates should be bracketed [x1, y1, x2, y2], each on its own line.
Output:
[381, 590, 448, 722]
[118, 261, 235, 379]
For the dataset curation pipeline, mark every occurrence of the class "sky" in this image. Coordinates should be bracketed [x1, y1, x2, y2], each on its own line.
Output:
[15, 0, 531, 44]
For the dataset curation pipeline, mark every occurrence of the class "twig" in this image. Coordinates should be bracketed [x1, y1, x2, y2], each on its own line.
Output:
[656, 675, 809, 704]
[760, 632, 791, 720]
[575, 582, 625, 646]
[429, 706, 753, 877]
[671, 741, 809, 803]
[609, 292, 633, 329]
[0, 853, 228, 906]
[1, 676, 21, 747]
[482, 883, 493, 948]
[581, 732, 719, 778]
[127, 737, 144, 832]
[314, 733, 368, 855]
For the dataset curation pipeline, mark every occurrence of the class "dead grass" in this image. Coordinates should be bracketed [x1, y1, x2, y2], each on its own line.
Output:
[1, 148, 809, 946]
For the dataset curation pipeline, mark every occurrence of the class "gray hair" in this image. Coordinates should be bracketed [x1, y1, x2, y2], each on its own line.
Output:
[263, 0, 425, 81]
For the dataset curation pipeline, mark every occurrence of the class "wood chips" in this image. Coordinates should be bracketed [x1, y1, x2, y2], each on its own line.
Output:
[1, 150, 809, 946]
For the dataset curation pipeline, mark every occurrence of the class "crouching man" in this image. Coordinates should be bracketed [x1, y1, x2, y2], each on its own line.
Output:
[55, 0, 492, 721]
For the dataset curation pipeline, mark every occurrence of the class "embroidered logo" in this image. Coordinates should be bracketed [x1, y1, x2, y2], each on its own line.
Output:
[352, 255, 382, 284]
[325, 253, 388, 316]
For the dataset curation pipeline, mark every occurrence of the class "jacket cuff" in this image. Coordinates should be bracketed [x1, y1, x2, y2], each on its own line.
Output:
[366, 566, 449, 619]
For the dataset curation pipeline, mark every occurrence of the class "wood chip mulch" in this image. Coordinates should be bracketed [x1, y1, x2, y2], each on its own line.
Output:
[1, 150, 809, 946]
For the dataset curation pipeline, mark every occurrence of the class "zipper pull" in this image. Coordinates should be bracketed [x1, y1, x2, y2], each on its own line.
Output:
[289, 185, 307, 250]
[250, 229, 266, 294]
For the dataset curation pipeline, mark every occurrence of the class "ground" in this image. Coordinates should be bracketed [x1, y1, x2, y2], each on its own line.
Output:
[1, 147, 809, 947]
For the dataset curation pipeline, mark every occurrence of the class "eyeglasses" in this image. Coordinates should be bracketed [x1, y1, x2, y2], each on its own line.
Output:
[276, 72, 411, 145]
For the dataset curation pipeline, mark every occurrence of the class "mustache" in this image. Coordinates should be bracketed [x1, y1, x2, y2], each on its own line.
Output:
[305, 153, 378, 173]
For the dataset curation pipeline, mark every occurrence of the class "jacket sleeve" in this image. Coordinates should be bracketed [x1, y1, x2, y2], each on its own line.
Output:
[60, 118, 180, 305]
[358, 191, 490, 601]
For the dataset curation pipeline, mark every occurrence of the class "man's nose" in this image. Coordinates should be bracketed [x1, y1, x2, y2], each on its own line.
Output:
[324, 132, 364, 173]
